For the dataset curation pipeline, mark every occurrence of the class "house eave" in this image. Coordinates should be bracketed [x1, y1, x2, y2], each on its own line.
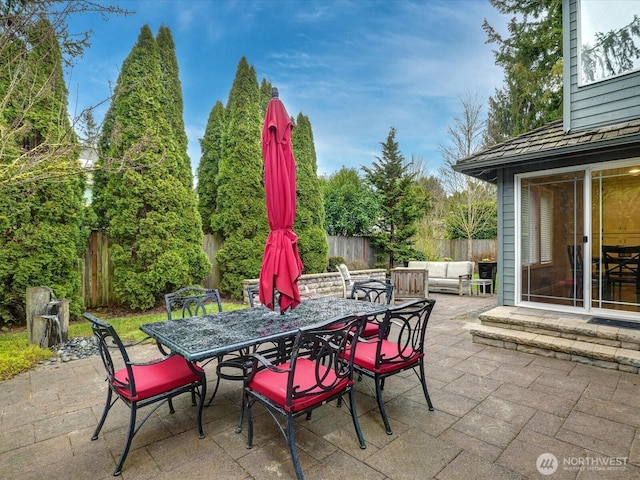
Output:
[454, 133, 640, 182]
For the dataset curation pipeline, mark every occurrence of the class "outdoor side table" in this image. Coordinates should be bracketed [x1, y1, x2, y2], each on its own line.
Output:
[471, 279, 493, 296]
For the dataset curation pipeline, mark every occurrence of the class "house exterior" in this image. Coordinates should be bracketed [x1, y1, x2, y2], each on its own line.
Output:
[80, 146, 98, 205]
[455, 0, 640, 320]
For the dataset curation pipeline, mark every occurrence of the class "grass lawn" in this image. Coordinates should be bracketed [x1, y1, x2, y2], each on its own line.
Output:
[0, 301, 247, 382]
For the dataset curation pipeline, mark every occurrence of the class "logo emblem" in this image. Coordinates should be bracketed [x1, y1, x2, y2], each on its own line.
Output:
[537, 453, 558, 475]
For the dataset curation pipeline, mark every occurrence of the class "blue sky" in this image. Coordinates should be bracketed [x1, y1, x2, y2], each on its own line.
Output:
[66, 0, 508, 178]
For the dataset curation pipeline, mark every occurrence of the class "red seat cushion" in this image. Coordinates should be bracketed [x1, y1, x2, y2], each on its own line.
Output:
[361, 321, 380, 338]
[353, 339, 421, 374]
[247, 358, 350, 413]
[114, 355, 203, 402]
[328, 320, 377, 337]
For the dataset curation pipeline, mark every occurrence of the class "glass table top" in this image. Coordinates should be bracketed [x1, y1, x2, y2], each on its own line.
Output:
[141, 296, 387, 362]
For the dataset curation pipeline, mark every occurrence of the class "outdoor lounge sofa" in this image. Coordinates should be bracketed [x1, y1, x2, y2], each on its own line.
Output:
[407, 260, 474, 296]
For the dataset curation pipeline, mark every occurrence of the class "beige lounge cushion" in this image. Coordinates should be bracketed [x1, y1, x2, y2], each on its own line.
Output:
[447, 262, 473, 279]
[426, 262, 448, 278]
[407, 261, 428, 269]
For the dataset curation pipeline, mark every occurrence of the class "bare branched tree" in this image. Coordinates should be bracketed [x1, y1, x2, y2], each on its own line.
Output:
[0, 0, 131, 192]
[438, 91, 497, 260]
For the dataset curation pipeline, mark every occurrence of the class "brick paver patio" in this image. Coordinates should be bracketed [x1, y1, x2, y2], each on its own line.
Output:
[1, 293, 639, 479]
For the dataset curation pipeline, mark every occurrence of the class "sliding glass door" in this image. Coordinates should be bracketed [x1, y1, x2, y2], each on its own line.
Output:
[521, 172, 584, 307]
[591, 166, 640, 314]
[519, 164, 640, 316]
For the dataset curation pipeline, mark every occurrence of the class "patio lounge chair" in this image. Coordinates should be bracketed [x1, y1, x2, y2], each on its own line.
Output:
[337, 263, 370, 298]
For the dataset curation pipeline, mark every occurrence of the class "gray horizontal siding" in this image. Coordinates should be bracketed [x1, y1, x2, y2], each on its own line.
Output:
[567, 0, 640, 130]
[498, 168, 516, 306]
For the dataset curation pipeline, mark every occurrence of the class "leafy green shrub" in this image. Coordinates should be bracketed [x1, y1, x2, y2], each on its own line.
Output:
[413, 251, 427, 261]
[328, 256, 345, 272]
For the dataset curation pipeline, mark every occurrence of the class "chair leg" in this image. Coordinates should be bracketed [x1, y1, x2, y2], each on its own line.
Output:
[234, 390, 245, 433]
[114, 403, 137, 476]
[196, 379, 206, 439]
[235, 400, 244, 433]
[92, 388, 114, 441]
[245, 396, 254, 449]
[347, 389, 366, 449]
[167, 398, 175, 414]
[374, 375, 393, 435]
[417, 360, 434, 411]
[286, 415, 304, 480]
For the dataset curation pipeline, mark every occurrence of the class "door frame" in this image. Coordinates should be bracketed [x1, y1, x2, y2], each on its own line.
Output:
[515, 158, 640, 320]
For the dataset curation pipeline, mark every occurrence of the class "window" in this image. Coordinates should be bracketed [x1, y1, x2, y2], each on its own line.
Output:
[522, 186, 553, 266]
[578, 0, 640, 85]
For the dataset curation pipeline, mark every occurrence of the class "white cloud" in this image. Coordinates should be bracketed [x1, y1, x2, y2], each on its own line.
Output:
[67, 0, 509, 178]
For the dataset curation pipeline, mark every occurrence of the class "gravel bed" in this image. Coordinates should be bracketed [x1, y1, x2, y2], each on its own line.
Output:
[39, 336, 100, 365]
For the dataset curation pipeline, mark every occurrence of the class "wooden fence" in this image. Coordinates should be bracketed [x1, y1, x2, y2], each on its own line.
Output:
[326, 235, 376, 268]
[82, 230, 115, 308]
[433, 238, 497, 263]
[81, 232, 497, 308]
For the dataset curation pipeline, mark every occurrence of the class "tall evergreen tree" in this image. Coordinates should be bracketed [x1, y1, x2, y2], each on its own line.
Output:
[212, 57, 267, 298]
[156, 25, 191, 185]
[0, 18, 86, 324]
[197, 100, 226, 234]
[0, 0, 128, 189]
[291, 112, 328, 272]
[483, 0, 563, 144]
[362, 127, 425, 269]
[259, 78, 273, 116]
[93, 24, 209, 310]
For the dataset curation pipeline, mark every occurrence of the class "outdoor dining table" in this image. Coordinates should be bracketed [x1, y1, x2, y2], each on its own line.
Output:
[140, 296, 388, 363]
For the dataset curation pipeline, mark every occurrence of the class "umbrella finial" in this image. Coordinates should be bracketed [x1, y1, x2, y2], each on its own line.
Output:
[271, 87, 279, 98]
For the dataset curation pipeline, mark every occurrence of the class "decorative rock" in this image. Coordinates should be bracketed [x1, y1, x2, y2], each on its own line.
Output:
[43, 336, 99, 365]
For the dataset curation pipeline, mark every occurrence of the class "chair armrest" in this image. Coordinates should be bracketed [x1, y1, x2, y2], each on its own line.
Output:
[216, 356, 254, 381]
[457, 273, 472, 285]
[244, 353, 290, 381]
[357, 336, 379, 344]
[128, 352, 182, 367]
[115, 336, 154, 348]
[351, 274, 370, 280]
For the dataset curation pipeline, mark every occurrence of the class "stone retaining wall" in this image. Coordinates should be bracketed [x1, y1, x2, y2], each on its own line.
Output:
[242, 269, 387, 304]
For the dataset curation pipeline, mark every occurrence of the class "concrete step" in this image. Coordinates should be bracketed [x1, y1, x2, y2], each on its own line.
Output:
[471, 307, 640, 373]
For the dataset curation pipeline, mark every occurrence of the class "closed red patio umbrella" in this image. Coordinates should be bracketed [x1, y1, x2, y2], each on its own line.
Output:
[258, 88, 304, 311]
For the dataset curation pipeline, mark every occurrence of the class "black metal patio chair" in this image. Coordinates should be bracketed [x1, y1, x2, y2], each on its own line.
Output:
[350, 278, 394, 304]
[239, 313, 370, 480]
[247, 284, 260, 307]
[352, 297, 436, 434]
[246, 284, 281, 308]
[164, 286, 230, 405]
[85, 312, 206, 476]
[350, 278, 394, 337]
[165, 286, 222, 320]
